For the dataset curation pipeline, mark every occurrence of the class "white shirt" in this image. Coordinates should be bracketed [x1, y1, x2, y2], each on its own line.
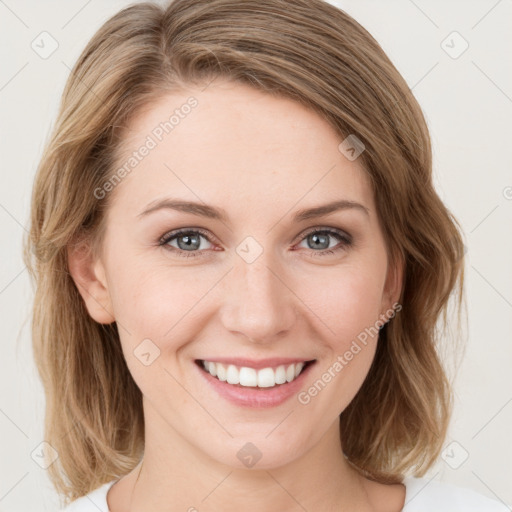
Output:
[62, 476, 510, 511]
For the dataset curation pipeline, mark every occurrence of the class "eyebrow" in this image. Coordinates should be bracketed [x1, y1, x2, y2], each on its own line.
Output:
[137, 198, 369, 222]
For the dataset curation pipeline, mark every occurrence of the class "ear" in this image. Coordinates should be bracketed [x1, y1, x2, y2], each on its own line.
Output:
[67, 238, 115, 324]
[381, 249, 404, 317]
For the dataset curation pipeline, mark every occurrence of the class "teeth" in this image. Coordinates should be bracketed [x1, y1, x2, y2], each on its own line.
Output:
[207, 361, 217, 377]
[201, 360, 307, 388]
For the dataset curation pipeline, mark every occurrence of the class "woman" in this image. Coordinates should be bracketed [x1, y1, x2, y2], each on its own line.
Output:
[23, 0, 507, 510]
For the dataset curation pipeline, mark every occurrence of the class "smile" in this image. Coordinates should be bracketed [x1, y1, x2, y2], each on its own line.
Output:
[198, 359, 314, 388]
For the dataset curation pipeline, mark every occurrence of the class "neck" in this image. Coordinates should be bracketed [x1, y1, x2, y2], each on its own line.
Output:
[124, 399, 372, 512]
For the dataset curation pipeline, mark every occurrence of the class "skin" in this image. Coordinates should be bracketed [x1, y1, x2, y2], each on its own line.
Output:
[68, 79, 405, 511]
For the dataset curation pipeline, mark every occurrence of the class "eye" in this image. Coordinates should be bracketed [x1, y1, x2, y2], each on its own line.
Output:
[295, 227, 352, 257]
[158, 227, 353, 258]
[159, 228, 214, 258]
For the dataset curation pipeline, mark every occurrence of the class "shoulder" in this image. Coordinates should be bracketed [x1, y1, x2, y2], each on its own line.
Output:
[402, 477, 510, 512]
[61, 480, 116, 511]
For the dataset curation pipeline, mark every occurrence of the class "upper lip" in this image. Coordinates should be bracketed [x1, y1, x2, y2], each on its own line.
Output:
[197, 357, 315, 370]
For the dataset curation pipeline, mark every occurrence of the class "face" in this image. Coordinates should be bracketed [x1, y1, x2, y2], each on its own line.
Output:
[74, 79, 402, 470]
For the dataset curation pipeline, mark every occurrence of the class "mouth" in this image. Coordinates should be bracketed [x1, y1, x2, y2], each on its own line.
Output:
[194, 359, 316, 389]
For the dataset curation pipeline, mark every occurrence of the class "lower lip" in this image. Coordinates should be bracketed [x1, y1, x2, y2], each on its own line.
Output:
[195, 360, 316, 409]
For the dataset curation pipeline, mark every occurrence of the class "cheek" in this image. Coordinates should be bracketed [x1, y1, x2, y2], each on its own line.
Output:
[109, 260, 209, 335]
[108, 263, 217, 388]
[108, 265, 196, 396]
[295, 265, 384, 408]
[298, 263, 385, 348]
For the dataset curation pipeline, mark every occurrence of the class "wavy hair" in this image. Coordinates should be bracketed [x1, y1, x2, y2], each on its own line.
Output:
[23, 0, 466, 505]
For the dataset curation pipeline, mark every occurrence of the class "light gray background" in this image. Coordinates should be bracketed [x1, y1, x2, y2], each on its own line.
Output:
[1, 0, 511, 510]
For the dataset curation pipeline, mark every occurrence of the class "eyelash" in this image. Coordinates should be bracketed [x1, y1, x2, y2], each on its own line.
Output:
[158, 227, 353, 259]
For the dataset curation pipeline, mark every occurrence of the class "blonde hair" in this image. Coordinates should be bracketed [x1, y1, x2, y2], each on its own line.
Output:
[23, 0, 466, 505]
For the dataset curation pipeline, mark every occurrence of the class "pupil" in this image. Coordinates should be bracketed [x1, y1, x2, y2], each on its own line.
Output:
[310, 233, 328, 249]
[178, 234, 200, 251]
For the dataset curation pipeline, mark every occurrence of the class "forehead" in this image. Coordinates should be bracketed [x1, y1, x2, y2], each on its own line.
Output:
[109, 80, 374, 218]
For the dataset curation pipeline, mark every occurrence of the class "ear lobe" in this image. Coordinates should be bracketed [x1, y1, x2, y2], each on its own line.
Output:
[382, 251, 405, 316]
[67, 240, 115, 324]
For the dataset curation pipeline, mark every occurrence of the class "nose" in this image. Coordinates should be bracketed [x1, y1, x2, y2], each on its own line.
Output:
[218, 252, 297, 345]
